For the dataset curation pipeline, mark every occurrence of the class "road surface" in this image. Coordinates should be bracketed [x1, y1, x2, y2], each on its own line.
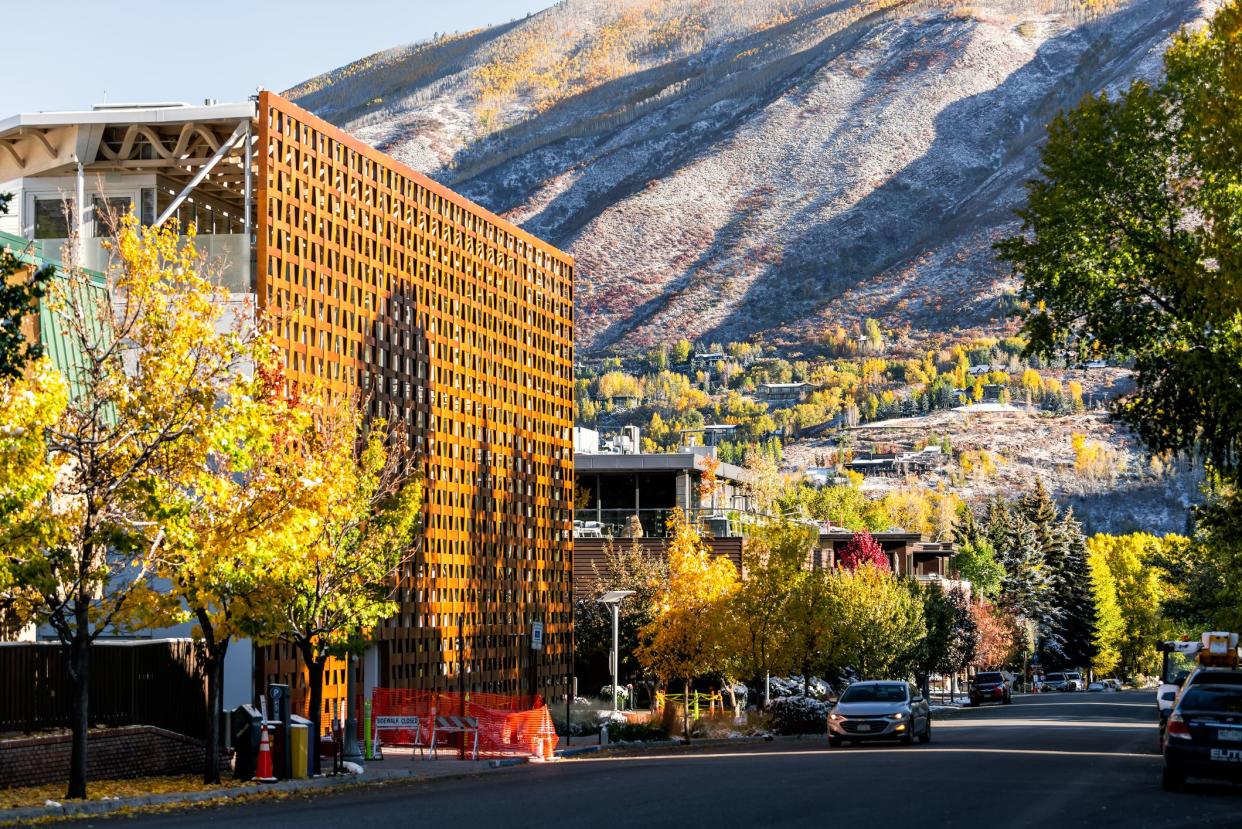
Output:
[109, 690, 1239, 828]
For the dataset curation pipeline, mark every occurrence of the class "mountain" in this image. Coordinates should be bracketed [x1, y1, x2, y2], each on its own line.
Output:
[287, 0, 1214, 356]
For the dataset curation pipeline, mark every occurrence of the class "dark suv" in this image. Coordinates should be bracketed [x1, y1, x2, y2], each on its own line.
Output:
[1163, 682, 1242, 789]
[969, 672, 1011, 707]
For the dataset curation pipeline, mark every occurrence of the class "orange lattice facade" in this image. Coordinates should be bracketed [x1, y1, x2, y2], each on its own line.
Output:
[251, 93, 574, 728]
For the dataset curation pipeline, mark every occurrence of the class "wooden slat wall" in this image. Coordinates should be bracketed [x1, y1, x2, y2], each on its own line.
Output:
[255, 93, 574, 710]
[572, 536, 744, 600]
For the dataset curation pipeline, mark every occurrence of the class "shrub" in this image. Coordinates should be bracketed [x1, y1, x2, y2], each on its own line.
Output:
[768, 696, 829, 735]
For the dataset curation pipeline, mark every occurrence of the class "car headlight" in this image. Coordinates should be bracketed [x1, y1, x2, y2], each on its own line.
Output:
[828, 712, 843, 721]
[885, 712, 905, 721]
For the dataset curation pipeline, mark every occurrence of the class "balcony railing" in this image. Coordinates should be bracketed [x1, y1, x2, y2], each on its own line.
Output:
[574, 507, 747, 539]
[40, 234, 253, 293]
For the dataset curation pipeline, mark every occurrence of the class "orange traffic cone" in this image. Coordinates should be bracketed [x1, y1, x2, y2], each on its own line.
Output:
[256, 724, 277, 783]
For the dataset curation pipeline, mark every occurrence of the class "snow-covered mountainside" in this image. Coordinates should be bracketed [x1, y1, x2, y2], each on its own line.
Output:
[288, 0, 1215, 355]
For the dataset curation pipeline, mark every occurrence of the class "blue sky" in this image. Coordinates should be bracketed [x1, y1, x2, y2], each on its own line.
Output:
[1, 1, 548, 114]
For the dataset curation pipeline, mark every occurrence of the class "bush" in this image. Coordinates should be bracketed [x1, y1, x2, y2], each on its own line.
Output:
[598, 685, 631, 706]
[768, 696, 829, 735]
[607, 720, 666, 742]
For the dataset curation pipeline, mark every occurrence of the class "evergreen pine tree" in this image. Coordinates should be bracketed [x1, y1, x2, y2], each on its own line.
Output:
[0, 193, 54, 379]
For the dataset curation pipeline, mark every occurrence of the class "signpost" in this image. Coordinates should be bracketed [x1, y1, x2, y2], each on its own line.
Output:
[531, 621, 544, 651]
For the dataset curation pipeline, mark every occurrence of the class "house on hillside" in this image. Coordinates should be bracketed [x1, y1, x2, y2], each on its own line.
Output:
[758, 381, 811, 407]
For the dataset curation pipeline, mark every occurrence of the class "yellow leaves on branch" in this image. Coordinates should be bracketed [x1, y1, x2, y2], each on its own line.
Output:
[636, 511, 739, 684]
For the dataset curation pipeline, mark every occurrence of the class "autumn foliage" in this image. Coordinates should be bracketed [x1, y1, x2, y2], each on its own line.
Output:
[838, 530, 890, 571]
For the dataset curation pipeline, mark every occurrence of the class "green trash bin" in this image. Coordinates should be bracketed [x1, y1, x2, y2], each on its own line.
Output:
[290, 723, 309, 780]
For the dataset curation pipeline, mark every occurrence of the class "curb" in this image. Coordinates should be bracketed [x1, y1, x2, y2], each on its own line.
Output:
[0, 765, 499, 825]
[487, 758, 529, 768]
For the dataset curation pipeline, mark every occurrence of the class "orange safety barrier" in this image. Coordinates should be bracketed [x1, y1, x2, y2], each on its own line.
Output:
[370, 688, 553, 759]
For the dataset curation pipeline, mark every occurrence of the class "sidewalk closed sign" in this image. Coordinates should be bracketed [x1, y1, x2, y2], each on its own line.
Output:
[531, 621, 544, 650]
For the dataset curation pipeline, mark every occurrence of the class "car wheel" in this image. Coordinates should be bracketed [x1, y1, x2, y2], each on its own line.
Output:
[828, 735, 842, 747]
[918, 721, 931, 744]
[902, 729, 915, 745]
[1003, 694, 1012, 705]
[970, 700, 979, 708]
[1162, 766, 1185, 792]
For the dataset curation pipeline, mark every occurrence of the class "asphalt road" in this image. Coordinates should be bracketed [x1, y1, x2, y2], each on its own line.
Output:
[106, 690, 1242, 829]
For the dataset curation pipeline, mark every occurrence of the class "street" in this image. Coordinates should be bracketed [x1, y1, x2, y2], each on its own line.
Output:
[107, 690, 1240, 829]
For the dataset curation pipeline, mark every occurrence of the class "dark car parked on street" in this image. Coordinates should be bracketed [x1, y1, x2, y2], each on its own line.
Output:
[969, 672, 1012, 707]
[1163, 683, 1242, 790]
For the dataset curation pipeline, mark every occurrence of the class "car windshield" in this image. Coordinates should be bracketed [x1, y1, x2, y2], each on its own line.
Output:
[840, 684, 908, 703]
[975, 673, 1003, 683]
[1046, 674, 1065, 681]
[1180, 686, 1242, 713]
[1067, 673, 1081, 678]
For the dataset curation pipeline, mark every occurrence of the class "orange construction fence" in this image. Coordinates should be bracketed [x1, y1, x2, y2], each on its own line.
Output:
[370, 688, 556, 760]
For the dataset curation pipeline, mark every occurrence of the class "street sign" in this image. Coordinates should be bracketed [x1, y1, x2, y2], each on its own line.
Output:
[531, 621, 544, 651]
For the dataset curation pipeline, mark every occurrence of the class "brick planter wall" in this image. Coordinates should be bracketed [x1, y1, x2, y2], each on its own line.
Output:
[0, 726, 225, 789]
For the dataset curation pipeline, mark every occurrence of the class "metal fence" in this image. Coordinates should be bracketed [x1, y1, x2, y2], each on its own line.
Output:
[0, 639, 207, 739]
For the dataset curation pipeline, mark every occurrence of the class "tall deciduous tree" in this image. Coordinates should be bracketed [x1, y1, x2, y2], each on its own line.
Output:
[997, 6, 1242, 481]
[1088, 533, 1181, 677]
[972, 599, 1022, 670]
[830, 564, 925, 680]
[729, 521, 815, 696]
[270, 394, 422, 772]
[0, 360, 67, 636]
[1087, 541, 1124, 677]
[636, 511, 739, 739]
[26, 216, 248, 799]
[142, 349, 312, 783]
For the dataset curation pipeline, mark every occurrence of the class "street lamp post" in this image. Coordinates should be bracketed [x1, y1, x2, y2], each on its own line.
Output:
[597, 590, 636, 712]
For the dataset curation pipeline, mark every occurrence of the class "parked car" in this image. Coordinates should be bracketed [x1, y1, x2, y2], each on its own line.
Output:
[1162, 682, 1242, 790]
[969, 672, 1012, 707]
[1088, 682, 1105, 692]
[827, 681, 931, 747]
[1064, 672, 1085, 691]
[1103, 678, 1123, 691]
[1043, 672, 1069, 691]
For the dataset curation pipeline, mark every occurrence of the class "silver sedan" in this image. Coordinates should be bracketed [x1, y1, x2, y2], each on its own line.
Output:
[827, 681, 931, 747]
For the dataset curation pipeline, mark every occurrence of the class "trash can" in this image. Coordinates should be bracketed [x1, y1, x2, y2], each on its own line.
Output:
[290, 715, 315, 779]
[289, 721, 309, 779]
[231, 704, 262, 781]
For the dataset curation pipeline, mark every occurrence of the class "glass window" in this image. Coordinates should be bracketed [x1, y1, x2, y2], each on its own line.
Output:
[92, 196, 132, 237]
[140, 188, 156, 226]
[839, 683, 908, 704]
[33, 199, 69, 239]
[1180, 687, 1242, 713]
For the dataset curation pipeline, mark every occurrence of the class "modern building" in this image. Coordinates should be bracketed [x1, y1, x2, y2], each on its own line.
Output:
[813, 530, 958, 584]
[758, 381, 811, 406]
[572, 438, 756, 599]
[0, 94, 575, 724]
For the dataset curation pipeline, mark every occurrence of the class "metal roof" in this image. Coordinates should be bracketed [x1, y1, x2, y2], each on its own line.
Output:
[575, 451, 754, 483]
[0, 101, 256, 137]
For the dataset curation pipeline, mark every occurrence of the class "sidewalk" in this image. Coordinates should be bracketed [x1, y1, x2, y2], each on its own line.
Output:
[0, 752, 498, 825]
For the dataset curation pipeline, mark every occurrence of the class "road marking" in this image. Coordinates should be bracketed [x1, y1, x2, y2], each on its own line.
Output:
[936, 719, 1153, 729]
[573, 747, 1161, 763]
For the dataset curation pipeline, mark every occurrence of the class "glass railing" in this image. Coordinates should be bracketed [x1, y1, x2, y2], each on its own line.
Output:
[39, 234, 253, 293]
[573, 508, 746, 539]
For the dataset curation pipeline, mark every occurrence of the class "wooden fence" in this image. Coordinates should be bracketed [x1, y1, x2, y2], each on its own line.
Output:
[0, 639, 207, 739]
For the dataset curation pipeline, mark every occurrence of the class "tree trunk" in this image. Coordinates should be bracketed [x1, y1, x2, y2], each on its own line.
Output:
[202, 637, 228, 785]
[302, 648, 326, 776]
[683, 676, 691, 742]
[66, 623, 90, 800]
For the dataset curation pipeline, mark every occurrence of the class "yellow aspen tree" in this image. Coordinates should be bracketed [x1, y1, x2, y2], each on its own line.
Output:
[636, 511, 739, 739]
[31, 215, 249, 799]
[268, 392, 423, 773]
